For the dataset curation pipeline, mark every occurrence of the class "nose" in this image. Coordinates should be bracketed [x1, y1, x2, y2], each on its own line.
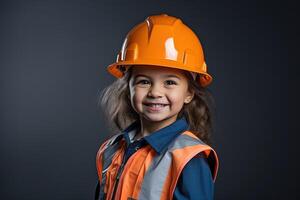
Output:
[147, 83, 163, 98]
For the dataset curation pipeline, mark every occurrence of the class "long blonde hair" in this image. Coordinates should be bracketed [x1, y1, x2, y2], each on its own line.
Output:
[98, 67, 216, 145]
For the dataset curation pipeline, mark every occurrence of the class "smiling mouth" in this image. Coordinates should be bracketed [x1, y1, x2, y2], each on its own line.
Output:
[143, 103, 169, 107]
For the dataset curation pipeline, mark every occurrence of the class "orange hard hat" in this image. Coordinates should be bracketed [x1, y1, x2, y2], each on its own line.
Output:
[107, 14, 213, 87]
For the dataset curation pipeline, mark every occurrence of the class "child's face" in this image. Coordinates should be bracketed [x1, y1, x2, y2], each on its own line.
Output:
[128, 65, 194, 124]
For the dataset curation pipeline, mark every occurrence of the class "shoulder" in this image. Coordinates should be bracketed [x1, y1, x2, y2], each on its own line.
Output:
[169, 130, 206, 150]
[97, 132, 123, 153]
[170, 130, 215, 157]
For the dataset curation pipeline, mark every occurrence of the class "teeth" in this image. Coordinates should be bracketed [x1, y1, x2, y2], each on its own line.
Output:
[148, 104, 166, 107]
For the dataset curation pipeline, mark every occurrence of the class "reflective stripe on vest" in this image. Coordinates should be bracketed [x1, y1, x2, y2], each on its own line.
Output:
[96, 131, 219, 200]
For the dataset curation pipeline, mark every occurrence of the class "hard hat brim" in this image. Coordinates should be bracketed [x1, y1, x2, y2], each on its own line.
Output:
[107, 60, 213, 87]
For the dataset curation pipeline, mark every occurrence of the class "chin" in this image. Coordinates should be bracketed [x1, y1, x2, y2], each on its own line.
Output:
[142, 114, 169, 122]
[142, 112, 179, 123]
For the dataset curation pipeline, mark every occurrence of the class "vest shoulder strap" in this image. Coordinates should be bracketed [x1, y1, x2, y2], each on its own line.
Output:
[174, 131, 219, 182]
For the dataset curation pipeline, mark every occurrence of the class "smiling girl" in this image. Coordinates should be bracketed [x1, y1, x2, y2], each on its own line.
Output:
[95, 14, 219, 200]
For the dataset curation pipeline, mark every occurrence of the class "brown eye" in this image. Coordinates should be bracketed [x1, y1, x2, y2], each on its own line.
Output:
[137, 80, 150, 85]
[165, 80, 177, 85]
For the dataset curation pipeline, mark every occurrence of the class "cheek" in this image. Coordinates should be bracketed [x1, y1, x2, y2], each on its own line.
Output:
[167, 91, 185, 107]
[130, 87, 147, 106]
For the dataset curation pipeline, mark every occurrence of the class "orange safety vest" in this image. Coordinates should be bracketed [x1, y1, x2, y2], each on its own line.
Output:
[96, 130, 219, 200]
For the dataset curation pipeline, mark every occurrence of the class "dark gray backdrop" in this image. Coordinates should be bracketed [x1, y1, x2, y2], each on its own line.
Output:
[0, 0, 297, 199]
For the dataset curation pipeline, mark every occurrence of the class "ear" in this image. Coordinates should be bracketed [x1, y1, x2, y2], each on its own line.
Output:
[184, 90, 194, 104]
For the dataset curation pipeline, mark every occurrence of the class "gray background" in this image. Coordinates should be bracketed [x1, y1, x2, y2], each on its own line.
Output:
[0, 0, 297, 199]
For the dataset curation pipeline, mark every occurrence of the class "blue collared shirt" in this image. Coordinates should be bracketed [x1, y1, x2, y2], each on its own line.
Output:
[95, 117, 214, 200]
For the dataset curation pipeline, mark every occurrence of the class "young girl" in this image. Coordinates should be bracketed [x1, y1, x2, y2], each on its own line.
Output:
[95, 14, 219, 200]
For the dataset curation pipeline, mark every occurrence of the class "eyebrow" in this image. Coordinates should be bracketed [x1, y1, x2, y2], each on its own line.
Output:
[134, 74, 181, 80]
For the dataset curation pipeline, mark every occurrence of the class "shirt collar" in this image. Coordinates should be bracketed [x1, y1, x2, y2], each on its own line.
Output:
[121, 117, 189, 154]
